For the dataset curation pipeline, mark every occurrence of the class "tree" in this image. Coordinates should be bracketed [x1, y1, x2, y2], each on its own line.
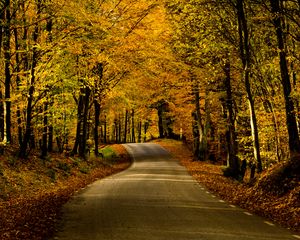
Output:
[269, 0, 300, 156]
[236, 0, 262, 172]
[2, 0, 12, 144]
[18, 0, 44, 158]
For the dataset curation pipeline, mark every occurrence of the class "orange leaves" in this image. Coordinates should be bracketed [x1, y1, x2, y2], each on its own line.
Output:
[156, 139, 300, 233]
[0, 145, 131, 239]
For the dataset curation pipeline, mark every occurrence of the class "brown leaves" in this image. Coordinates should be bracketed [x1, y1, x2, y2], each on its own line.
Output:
[156, 139, 300, 233]
[0, 145, 131, 240]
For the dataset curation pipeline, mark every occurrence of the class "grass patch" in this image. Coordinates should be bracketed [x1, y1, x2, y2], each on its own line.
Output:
[100, 146, 117, 160]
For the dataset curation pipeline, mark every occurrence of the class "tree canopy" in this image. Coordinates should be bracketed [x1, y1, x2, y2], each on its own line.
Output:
[0, 0, 299, 179]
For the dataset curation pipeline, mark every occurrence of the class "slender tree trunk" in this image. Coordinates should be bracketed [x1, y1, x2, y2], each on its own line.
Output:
[224, 58, 240, 178]
[237, 0, 262, 172]
[79, 86, 91, 158]
[46, 11, 53, 152]
[48, 124, 53, 152]
[94, 100, 100, 156]
[192, 110, 200, 160]
[19, 1, 41, 158]
[0, 8, 2, 57]
[104, 115, 107, 144]
[118, 115, 121, 143]
[138, 120, 142, 143]
[93, 63, 103, 155]
[14, 25, 23, 146]
[157, 104, 164, 138]
[131, 109, 135, 143]
[270, 0, 300, 155]
[143, 121, 149, 142]
[0, 92, 4, 141]
[41, 101, 48, 158]
[292, 67, 300, 134]
[123, 110, 128, 143]
[4, 0, 11, 143]
[204, 88, 212, 157]
[266, 100, 282, 161]
[193, 81, 206, 161]
[71, 89, 84, 155]
[114, 118, 118, 143]
[128, 111, 131, 142]
[0, 10, 3, 142]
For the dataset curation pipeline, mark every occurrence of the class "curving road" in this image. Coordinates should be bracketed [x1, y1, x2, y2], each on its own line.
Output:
[53, 143, 298, 240]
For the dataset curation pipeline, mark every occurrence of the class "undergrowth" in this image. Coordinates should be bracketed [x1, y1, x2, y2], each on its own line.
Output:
[0, 144, 132, 240]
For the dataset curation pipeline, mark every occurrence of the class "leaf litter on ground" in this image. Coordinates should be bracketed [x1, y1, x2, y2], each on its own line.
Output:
[155, 139, 299, 234]
[0, 144, 131, 240]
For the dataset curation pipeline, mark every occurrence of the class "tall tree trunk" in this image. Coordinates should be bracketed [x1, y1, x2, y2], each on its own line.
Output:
[266, 100, 282, 161]
[79, 86, 91, 158]
[19, 1, 41, 158]
[192, 110, 200, 160]
[131, 109, 135, 143]
[104, 115, 107, 144]
[143, 121, 149, 142]
[118, 115, 121, 143]
[4, 0, 11, 143]
[193, 81, 206, 161]
[128, 110, 131, 142]
[123, 110, 128, 143]
[138, 120, 142, 143]
[93, 63, 103, 156]
[48, 124, 53, 152]
[0, 9, 3, 143]
[114, 118, 118, 143]
[46, 10, 53, 153]
[204, 88, 212, 157]
[71, 88, 84, 155]
[237, 0, 262, 172]
[0, 92, 4, 141]
[41, 101, 48, 158]
[224, 58, 240, 178]
[14, 24, 23, 146]
[94, 100, 100, 156]
[270, 0, 300, 155]
[157, 104, 164, 138]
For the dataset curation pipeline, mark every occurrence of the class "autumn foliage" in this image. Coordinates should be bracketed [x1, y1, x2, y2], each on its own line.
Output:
[0, 145, 131, 239]
[0, 0, 299, 238]
[156, 139, 299, 233]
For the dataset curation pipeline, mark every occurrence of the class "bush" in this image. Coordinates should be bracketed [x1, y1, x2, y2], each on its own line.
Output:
[79, 167, 89, 174]
[57, 162, 71, 174]
[47, 169, 56, 182]
[7, 156, 18, 167]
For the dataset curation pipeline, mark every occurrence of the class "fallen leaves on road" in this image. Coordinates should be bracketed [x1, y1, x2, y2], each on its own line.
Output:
[155, 139, 300, 233]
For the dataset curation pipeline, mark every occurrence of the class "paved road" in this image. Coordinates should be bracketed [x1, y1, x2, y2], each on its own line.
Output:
[54, 143, 298, 240]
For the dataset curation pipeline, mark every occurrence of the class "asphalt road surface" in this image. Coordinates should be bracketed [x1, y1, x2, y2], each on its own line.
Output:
[53, 143, 299, 240]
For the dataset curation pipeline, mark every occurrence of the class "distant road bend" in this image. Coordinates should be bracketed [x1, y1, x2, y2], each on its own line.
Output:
[54, 143, 298, 240]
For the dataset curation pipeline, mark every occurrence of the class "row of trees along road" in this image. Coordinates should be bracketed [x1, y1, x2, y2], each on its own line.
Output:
[165, 0, 300, 179]
[0, 0, 299, 181]
[0, 0, 164, 159]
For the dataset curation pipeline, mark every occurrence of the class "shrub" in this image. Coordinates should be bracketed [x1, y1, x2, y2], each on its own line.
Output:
[47, 169, 56, 182]
[57, 162, 71, 174]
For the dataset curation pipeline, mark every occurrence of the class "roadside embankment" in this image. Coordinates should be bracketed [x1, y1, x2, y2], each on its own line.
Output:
[0, 145, 131, 240]
[155, 139, 299, 234]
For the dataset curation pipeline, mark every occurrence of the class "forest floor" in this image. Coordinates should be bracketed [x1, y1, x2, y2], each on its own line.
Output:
[0, 145, 132, 240]
[0, 141, 299, 239]
[154, 139, 300, 234]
